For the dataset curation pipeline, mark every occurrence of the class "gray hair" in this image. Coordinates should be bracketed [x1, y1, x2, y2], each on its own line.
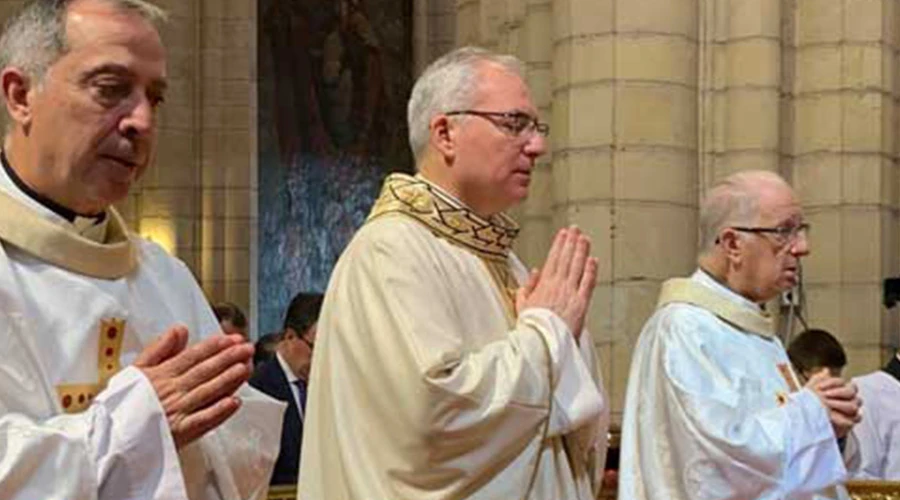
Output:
[698, 170, 789, 253]
[0, 0, 167, 84]
[407, 46, 525, 163]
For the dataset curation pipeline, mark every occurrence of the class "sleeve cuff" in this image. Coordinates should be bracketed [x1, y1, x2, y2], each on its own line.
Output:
[518, 308, 605, 436]
[781, 388, 847, 494]
[90, 366, 189, 500]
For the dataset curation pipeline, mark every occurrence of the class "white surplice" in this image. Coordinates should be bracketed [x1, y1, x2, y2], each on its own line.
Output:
[844, 361, 900, 480]
[298, 173, 609, 500]
[618, 270, 848, 500]
[0, 163, 285, 500]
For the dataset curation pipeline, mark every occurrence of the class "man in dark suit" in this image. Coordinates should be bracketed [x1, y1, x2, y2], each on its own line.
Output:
[249, 293, 324, 486]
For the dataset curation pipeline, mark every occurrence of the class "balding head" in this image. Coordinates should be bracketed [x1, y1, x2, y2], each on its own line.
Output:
[698, 170, 809, 303]
[698, 170, 792, 254]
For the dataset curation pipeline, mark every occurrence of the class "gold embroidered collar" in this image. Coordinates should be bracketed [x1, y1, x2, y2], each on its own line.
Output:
[367, 173, 519, 262]
[0, 188, 136, 279]
[656, 275, 775, 339]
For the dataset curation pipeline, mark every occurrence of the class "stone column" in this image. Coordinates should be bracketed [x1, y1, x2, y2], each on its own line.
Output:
[553, 0, 699, 419]
[413, 0, 456, 75]
[138, 0, 201, 275]
[699, 0, 783, 183]
[196, 0, 256, 315]
[791, 0, 899, 374]
[512, 0, 554, 269]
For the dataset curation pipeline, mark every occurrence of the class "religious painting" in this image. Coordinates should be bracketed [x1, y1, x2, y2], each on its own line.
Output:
[257, 0, 414, 334]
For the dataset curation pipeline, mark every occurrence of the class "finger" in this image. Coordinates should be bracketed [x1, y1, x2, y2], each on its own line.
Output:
[812, 375, 846, 392]
[134, 325, 189, 368]
[179, 343, 254, 391]
[567, 235, 591, 289]
[180, 362, 249, 413]
[557, 226, 580, 278]
[823, 385, 858, 400]
[174, 396, 242, 448]
[577, 257, 599, 303]
[803, 370, 829, 389]
[543, 228, 569, 277]
[165, 334, 245, 374]
[824, 398, 861, 417]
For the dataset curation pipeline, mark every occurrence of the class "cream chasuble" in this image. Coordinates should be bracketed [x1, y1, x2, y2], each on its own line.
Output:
[618, 270, 849, 500]
[0, 165, 285, 500]
[298, 173, 609, 500]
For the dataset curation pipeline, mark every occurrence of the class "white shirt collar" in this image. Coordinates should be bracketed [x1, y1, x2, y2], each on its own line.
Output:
[275, 351, 299, 384]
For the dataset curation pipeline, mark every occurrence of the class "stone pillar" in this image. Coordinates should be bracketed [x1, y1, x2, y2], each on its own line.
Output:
[197, 0, 256, 315]
[699, 0, 783, 183]
[791, 0, 899, 374]
[413, 0, 456, 75]
[456, 0, 481, 46]
[553, 0, 699, 419]
[139, 0, 201, 275]
[512, 0, 554, 269]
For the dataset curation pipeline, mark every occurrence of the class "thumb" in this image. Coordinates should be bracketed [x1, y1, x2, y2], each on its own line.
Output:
[134, 325, 189, 368]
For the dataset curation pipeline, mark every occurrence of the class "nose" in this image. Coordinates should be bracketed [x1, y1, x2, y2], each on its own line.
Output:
[523, 131, 547, 159]
[789, 229, 810, 257]
[119, 94, 156, 139]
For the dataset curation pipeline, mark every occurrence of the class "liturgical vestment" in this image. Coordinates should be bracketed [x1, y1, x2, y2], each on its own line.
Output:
[844, 357, 900, 480]
[0, 164, 285, 500]
[618, 270, 848, 500]
[298, 173, 609, 500]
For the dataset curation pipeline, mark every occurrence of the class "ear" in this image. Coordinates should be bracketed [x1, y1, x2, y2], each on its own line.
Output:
[718, 228, 743, 265]
[1, 67, 34, 129]
[429, 114, 456, 162]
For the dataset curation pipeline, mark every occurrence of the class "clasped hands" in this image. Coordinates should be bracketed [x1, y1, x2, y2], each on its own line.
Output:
[516, 226, 598, 339]
[134, 326, 253, 448]
[805, 370, 863, 438]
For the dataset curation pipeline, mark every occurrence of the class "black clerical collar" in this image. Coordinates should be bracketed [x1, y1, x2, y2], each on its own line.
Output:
[1, 150, 105, 224]
[883, 355, 900, 384]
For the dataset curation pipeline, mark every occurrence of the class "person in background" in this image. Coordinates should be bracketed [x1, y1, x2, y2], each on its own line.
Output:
[788, 328, 848, 383]
[213, 301, 249, 339]
[253, 331, 283, 368]
[845, 349, 900, 480]
[250, 293, 323, 486]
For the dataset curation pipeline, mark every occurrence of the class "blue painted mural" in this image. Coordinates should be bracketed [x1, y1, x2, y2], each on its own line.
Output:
[257, 0, 413, 335]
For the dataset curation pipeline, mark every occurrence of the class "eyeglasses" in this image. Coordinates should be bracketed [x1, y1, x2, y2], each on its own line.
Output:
[731, 222, 811, 246]
[445, 110, 550, 138]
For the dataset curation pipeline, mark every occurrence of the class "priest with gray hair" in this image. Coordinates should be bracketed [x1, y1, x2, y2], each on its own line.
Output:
[618, 170, 861, 500]
[299, 46, 609, 500]
[0, 1, 284, 499]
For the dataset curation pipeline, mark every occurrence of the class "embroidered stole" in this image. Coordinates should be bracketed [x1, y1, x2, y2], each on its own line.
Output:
[366, 173, 520, 324]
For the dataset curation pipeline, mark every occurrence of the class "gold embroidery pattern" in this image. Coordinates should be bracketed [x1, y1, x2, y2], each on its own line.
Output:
[367, 174, 519, 263]
[483, 258, 519, 325]
[367, 174, 521, 323]
[56, 318, 126, 414]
